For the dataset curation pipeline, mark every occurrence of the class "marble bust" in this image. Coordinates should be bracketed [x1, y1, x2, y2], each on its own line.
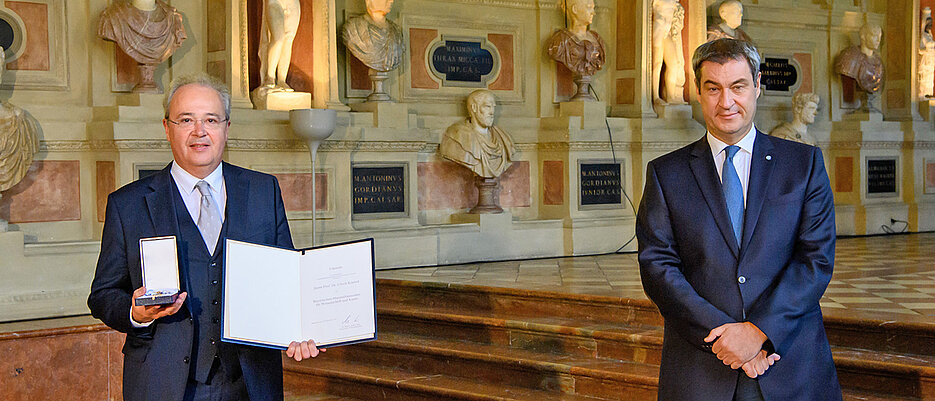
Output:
[706, 0, 752, 43]
[546, 0, 606, 100]
[342, 0, 404, 72]
[770, 92, 819, 146]
[652, 0, 686, 105]
[920, 8, 934, 99]
[440, 90, 515, 179]
[259, 0, 301, 92]
[835, 22, 884, 95]
[98, 0, 187, 92]
[0, 51, 40, 230]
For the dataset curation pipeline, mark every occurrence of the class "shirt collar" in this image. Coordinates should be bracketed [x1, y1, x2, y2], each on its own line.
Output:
[170, 162, 224, 194]
[706, 124, 757, 157]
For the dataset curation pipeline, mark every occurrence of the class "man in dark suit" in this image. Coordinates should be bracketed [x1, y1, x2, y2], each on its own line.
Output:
[88, 73, 321, 401]
[636, 39, 842, 400]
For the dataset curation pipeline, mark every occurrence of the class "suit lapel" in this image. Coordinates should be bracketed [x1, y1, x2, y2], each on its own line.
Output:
[738, 131, 775, 259]
[222, 162, 251, 241]
[689, 138, 740, 257]
[144, 165, 178, 237]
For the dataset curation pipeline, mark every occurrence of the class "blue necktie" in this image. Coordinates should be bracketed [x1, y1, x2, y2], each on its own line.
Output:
[722, 145, 744, 246]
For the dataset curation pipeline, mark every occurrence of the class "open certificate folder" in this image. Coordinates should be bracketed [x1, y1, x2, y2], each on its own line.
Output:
[222, 238, 376, 350]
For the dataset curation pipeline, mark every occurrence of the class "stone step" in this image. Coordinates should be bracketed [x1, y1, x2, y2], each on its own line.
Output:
[284, 359, 614, 401]
[833, 346, 935, 400]
[301, 332, 659, 400]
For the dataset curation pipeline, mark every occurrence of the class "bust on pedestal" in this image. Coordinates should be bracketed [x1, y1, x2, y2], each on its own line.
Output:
[439, 90, 516, 214]
[706, 0, 752, 43]
[770, 92, 819, 146]
[835, 22, 884, 113]
[0, 51, 40, 232]
[546, 0, 605, 101]
[97, 0, 186, 93]
[252, 0, 312, 110]
[342, 0, 404, 102]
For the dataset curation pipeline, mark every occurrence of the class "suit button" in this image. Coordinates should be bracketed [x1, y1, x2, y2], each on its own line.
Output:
[212, 318, 219, 324]
[212, 300, 219, 305]
[211, 280, 218, 285]
[210, 262, 217, 268]
[210, 339, 217, 345]
[738, 276, 746, 284]
[183, 356, 190, 364]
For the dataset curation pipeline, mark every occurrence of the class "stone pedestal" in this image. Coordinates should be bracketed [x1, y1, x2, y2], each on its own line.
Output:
[559, 100, 607, 130]
[367, 69, 392, 102]
[570, 74, 594, 101]
[135, 64, 160, 93]
[350, 101, 410, 129]
[470, 176, 503, 214]
[251, 87, 313, 111]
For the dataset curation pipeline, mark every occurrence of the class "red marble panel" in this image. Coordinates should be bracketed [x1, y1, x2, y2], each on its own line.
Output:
[206, 60, 227, 85]
[206, 0, 226, 52]
[500, 161, 529, 207]
[418, 161, 528, 210]
[97, 161, 116, 223]
[615, 78, 635, 105]
[5, 2, 49, 71]
[543, 160, 564, 205]
[349, 52, 372, 91]
[115, 48, 140, 87]
[418, 161, 476, 210]
[793, 53, 813, 95]
[556, 63, 575, 99]
[273, 172, 328, 212]
[107, 331, 124, 400]
[0, 160, 81, 223]
[410, 28, 439, 89]
[487, 33, 513, 91]
[926, 161, 935, 191]
[0, 330, 111, 400]
[835, 157, 854, 193]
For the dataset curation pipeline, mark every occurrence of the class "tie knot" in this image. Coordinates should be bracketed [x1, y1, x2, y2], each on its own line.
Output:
[725, 145, 740, 161]
[195, 180, 211, 196]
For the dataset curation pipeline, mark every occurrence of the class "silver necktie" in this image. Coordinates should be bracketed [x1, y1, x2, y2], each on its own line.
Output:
[195, 180, 222, 254]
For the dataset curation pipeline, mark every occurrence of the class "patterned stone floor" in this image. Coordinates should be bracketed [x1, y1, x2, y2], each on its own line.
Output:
[378, 232, 935, 321]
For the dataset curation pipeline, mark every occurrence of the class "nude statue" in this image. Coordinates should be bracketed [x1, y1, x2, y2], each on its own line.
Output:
[0, 51, 40, 231]
[546, 0, 606, 101]
[770, 92, 819, 146]
[258, 0, 301, 92]
[920, 8, 934, 99]
[706, 0, 752, 43]
[652, 0, 686, 104]
[98, 0, 187, 92]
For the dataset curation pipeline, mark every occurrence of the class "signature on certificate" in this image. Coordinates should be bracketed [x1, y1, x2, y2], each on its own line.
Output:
[341, 314, 362, 329]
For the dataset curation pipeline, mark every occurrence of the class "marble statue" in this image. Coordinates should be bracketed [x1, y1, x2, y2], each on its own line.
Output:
[835, 22, 883, 111]
[97, 0, 187, 93]
[0, 51, 40, 231]
[258, 0, 300, 92]
[769, 92, 819, 146]
[342, 0, 404, 101]
[652, 0, 686, 105]
[546, 0, 606, 101]
[920, 7, 934, 99]
[706, 0, 752, 43]
[440, 90, 515, 214]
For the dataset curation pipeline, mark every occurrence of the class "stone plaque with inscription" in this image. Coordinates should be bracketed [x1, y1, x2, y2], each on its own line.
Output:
[429, 36, 498, 88]
[867, 158, 897, 195]
[352, 165, 407, 216]
[579, 162, 623, 207]
[760, 57, 800, 94]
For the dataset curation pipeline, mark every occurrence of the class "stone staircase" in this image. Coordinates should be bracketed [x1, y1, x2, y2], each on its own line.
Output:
[283, 279, 935, 400]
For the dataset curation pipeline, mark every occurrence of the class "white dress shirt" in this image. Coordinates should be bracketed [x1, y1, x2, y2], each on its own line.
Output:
[706, 125, 756, 208]
[131, 162, 227, 328]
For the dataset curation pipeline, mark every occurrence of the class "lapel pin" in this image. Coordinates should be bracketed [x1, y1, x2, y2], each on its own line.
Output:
[766, 155, 772, 161]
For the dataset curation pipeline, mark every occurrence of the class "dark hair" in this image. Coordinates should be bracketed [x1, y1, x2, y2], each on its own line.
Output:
[691, 38, 760, 90]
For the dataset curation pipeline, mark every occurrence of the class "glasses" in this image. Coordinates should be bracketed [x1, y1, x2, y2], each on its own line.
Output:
[165, 116, 229, 130]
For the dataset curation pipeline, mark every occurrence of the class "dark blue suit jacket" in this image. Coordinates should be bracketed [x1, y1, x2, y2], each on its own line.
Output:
[636, 132, 842, 400]
[88, 162, 294, 401]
